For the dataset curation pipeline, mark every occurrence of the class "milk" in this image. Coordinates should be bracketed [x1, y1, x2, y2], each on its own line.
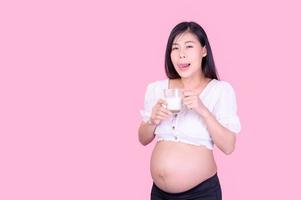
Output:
[164, 88, 183, 113]
[166, 97, 182, 113]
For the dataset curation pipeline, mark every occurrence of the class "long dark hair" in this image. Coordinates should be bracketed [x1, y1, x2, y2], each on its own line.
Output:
[165, 21, 219, 80]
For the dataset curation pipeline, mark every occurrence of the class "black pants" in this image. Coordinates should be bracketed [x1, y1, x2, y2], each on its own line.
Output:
[151, 173, 222, 200]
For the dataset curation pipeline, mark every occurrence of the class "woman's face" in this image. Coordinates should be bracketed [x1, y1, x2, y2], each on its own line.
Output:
[170, 31, 207, 79]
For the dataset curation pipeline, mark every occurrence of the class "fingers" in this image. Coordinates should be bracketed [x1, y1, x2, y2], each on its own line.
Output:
[183, 90, 198, 97]
[182, 90, 199, 110]
[157, 99, 167, 106]
[157, 108, 172, 118]
[155, 99, 172, 115]
[151, 99, 173, 123]
[182, 95, 197, 104]
[183, 98, 193, 109]
[154, 105, 173, 118]
[151, 111, 171, 123]
[159, 105, 173, 115]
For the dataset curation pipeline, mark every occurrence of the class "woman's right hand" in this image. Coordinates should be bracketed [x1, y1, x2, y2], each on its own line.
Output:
[149, 99, 173, 125]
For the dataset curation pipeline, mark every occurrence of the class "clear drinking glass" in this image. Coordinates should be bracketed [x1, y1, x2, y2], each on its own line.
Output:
[163, 89, 183, 114]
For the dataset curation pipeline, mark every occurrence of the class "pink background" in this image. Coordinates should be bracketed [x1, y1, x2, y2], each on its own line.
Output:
[1, 0, 300, 199]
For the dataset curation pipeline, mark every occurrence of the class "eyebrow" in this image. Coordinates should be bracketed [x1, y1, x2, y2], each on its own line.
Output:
[172, 41, 196, 45]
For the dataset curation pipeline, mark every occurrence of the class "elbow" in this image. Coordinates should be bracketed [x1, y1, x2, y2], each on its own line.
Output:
[138, 122, 156, 146]
[138, 130, 152, 146]
[224, 147, 235, 155]
[223, 133, 236, 155]
[138, 134, 146, 146]
[138, 136, 147, 146]
[223, 142, 235, 155]
[139, 137, 152, 146]
[140, 140, 149, 146]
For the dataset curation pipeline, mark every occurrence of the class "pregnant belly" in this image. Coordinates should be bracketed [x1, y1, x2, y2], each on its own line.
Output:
[150, 140, 217, 193]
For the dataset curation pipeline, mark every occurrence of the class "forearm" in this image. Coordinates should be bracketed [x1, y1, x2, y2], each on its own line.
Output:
[201, 109, 236, 155]
[138, 121, 157, 146]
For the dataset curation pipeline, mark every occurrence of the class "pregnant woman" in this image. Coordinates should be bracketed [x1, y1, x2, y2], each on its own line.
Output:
[138, 21, 241, 200]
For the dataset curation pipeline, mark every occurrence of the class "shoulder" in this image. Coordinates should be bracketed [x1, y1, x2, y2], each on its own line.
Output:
[214, 79, 235, 92]
[146, 79, 168, 91]
[143, 79, 168, 102]
[213, 79, 237, 99]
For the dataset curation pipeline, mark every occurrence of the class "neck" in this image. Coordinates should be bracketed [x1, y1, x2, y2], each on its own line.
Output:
[180, 74, 208, 90]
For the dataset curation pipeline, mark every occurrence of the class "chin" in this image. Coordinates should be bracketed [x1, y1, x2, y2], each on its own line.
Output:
[177, 72, 193, 79]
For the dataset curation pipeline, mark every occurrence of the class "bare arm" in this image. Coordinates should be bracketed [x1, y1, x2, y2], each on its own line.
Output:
[138, 122, 157, 146]
[201, 109, 236, 155]
[138, 99, 172, 146]
[183, 89, 237, 155]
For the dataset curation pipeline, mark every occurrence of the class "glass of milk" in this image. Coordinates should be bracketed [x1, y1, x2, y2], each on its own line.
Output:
[163, 89, 183, 113]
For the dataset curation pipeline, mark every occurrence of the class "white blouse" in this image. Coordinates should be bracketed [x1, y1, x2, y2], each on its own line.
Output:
[140, 79, 241, 150]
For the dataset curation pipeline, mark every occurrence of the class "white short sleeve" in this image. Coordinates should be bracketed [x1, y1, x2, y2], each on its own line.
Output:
[140, 83, 155, 123]
[213, 82, 241, 134]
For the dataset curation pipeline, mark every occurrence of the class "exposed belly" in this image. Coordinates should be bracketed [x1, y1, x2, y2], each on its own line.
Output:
[150, 140, 217, 193]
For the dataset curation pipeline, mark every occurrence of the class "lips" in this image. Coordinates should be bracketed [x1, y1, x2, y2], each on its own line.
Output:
[178, 63, 191, 70]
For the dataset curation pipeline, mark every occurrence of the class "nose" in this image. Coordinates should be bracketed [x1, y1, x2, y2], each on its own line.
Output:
[179, 49, 186, 58]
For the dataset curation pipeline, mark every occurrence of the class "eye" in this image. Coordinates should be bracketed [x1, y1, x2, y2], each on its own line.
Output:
[171, 47, 179, 50]
[186, 45, 193, 48]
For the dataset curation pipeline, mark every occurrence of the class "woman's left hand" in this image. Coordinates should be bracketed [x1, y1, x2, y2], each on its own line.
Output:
[183, 90, 208, 117]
